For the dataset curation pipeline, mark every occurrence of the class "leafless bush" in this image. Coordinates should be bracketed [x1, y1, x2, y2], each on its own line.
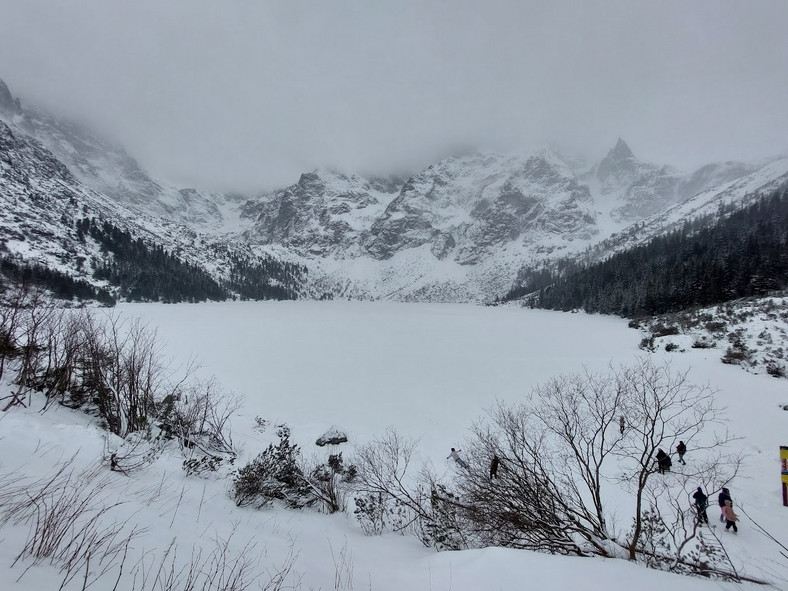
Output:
[104, 430, 167, 474]
[431, 358, 744, 576]
[456, 404, 604, 555]
[614, 358, 739, 561]
[634, 466, 741, 580]
[303, 453, 356, 514]
[163, 377, 242, 460]
[38, 310, 85, 410]
[130, 530, 261, 591]
[353, 428, 432, 538]
[0, 457, 145, 589]
[0, 285, 58, 410]
[329, 540, 355, 590]
[78, 313, 166, 436]
[260, 546, 301, 591]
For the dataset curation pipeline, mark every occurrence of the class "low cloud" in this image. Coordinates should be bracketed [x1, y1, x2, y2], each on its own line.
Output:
[1, 0, 786, 192]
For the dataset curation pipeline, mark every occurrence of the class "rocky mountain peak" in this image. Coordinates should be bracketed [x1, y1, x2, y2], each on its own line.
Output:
[0, 78, 22, 116]
[608, 138, 635, 161]
[596, 138, 643, 192]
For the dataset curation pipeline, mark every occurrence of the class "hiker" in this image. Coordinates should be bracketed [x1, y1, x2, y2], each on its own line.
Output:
[722, 499, 739, 533]
[676, 441, 687, 465]
[718, 487, 732, 522]
[619, 415, 625, 435]
[656, 448, 672, 474]
[692, 487, 709, 525]
[447, 448, 469, 469]
[489, 455, 500, 479]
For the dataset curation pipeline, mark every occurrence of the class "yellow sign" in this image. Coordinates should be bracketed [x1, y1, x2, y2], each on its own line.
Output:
[782, 446, 788, 484]
[782, 447, 788, 507]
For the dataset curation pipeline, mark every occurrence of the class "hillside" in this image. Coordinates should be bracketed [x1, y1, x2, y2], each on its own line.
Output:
[503, 184, 788, 318]
[1, 302, 787, 589]
[0, 117, 307, 303]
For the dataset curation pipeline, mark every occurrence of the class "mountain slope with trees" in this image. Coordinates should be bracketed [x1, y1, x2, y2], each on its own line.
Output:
[502, 184, 788, 317]
[0, 118, 307, 304]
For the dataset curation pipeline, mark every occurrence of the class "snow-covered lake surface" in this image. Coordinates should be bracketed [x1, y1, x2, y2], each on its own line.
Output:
[1, 301, 787, 590]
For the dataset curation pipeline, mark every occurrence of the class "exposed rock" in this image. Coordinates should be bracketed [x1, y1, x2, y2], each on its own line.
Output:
[0, 78, 20, 114]
[316, 426, 348, 447]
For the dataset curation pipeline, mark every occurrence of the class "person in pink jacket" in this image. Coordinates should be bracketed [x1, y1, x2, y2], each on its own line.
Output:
[722, 499, 739, 533]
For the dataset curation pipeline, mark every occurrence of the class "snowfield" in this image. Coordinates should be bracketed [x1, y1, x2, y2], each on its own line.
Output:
[1, 301, 787, 590]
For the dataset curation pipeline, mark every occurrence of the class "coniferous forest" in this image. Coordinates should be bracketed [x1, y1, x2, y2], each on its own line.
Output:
[0, 256, 116, 305]
[82, 218, 230, 303]
[502, 184, 788, 317]
[1, 218, 306, 305]
[77, 218, 305, 303]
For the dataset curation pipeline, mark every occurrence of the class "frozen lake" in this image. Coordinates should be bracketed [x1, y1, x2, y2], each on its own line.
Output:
[121, 301, 643, 460]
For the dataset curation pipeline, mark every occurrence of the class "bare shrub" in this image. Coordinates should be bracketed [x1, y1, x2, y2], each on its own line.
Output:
[305, 453, 356, 514]
[0, 458, 145, 589]
[613, 358, 740, 562]
[434, 359, 744, 578]
[456, 401, 607, 555]
[78, 313, 166, 437]
[0, 285, 58, 410]
[129, 530, 262, 591]
[329, 540, 355, 591]
[632, 464, 741, 580]
[353, 428, 433, 538]
[162, 377, 242, 460]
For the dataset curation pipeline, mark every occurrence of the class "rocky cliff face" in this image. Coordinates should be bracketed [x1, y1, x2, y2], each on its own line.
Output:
[242, 170, 399, 256]
[591, 138, 682, 222]
[229, 139, 787, 300]
[363, 151, 597, 265]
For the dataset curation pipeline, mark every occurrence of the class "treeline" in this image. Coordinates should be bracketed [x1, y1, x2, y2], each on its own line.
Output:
[80, 218, 229, 303]
[502, 185, 788, 317]
[226, 254, 305, 301]
[0, 256, 115, 305]
[77, 218, 304, 303]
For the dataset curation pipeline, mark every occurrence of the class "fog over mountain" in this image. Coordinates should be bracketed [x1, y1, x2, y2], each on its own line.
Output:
[1, 1, 787, 192]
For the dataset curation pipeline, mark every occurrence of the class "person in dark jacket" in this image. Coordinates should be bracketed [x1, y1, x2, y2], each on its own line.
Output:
[718, 488, 732, 522]
[692, 487, 709, 525]
[489, 455, 500, 479]
[676, 441, 687, 465]
[656, 449, 672, 474]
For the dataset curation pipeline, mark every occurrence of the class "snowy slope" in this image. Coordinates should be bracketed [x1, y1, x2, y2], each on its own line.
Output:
[1, 302, 787, 590]
[0, 118, 306, 299]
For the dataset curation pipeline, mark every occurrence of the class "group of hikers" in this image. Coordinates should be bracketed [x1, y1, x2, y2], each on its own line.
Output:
[654, 440, 687, 473]
[693, 486, 739, 532]
[448, 436, 741, 533]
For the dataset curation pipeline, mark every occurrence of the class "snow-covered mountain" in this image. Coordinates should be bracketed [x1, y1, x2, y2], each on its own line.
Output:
[241, 170, 402, 257]
[0, 78, 243, 232]
[239, 141, 787, 301]
[0, 115, 306, 301]
[3, 76, 787, 303]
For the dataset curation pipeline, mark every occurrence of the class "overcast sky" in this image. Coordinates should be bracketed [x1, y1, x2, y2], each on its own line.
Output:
[1, 1, 787, 192]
